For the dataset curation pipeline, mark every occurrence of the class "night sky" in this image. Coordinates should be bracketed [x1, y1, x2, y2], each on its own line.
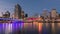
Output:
[0, 0, 60, 17]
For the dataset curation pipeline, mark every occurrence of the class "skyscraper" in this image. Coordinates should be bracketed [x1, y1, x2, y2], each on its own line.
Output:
[14, 4, 22, 19]
[51, 9, 57, 19]
[59, 14, 60, 18]
[48, 12, 51, 19]
[42, 9, 48, 19]
[21, 11, 24, 19]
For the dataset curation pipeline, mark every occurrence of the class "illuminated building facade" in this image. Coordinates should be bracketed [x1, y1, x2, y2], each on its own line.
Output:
[14, 4, 24, 19]
[21, 11, 24, 19]
[51, 9, 58, 19]
[3, 11, 10, 18]
[42, 9, 48, 19]
[59, 14, 60, 18]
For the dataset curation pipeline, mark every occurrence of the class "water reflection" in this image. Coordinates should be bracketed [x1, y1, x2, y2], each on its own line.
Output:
[0, 22, 60, 34]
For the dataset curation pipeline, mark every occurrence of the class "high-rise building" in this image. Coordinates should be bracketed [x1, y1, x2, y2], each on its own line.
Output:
[59, 14, 60, 18]
[11, 13, 14, 18]
[56, 12, 59, 19]
[21, 11, 24, 19]
[42, 9, 48, 19]
[48, 12, 51, 19]
[14, 4, 22, 19]
[51, 9, 57, 19]
[3, 11, 10, 18]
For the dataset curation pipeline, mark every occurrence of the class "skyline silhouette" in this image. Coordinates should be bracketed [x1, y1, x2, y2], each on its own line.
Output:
[0, 0, 60, 17]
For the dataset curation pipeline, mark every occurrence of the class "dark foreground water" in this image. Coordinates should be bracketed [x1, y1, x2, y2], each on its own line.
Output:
[0, 23, 60, 34]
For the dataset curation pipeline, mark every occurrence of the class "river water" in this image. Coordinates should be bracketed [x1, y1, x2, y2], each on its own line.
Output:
[0, 22, 60, 34]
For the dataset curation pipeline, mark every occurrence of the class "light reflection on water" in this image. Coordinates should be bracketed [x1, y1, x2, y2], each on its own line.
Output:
[0, 22, 60, 34]
[0, 23, 24, 34]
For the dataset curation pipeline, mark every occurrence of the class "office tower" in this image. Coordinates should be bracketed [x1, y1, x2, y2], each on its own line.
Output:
[0, 12, 3, 17]
[42, 9, 48, 19]
[58, 14, 60, 21]
[21, 11, 24, 19]
[51, 9, 57, 19]
[14, 4, 22, 19]
[59, 14, 60, 18]
[48, 12, 51, 19]
[50, 9, 58, 34]
[11, 13, 14, 18]
[3, 11, 10, 18]
[56, 12, 59, 19]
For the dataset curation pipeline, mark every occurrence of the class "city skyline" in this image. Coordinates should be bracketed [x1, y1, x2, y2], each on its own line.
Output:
[0, 0, 60, 17]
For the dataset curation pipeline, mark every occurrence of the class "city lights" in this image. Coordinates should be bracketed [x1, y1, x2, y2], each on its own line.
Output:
[0, 0, 60, 34]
